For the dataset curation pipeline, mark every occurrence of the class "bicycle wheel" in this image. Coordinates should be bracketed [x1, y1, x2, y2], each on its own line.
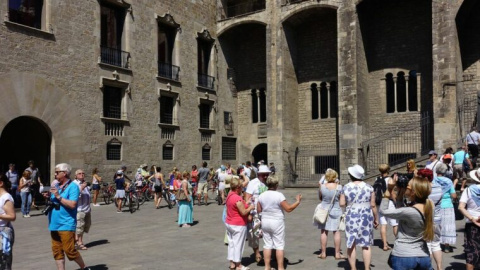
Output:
[103, 193, 111, 205]
[217, 190, 222, 205]
[137, 191, 146, 206]
[145, 189, 154, 201]
[207, 188, 216, 202]
[135, 194, 140, 210]
[129, 194, 137, 213]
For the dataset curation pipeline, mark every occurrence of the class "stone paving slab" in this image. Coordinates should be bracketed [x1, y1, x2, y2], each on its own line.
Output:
[12, 188, 466, 270]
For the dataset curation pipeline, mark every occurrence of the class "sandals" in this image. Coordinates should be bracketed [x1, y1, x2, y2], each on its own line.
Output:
[335, 254, 347, 260]
[255, 256, 262, 263]
[383, 245, 392, 251]
[317, 254, 326, 259]
[237, 266, 250, 270]
[76, 243, 88, 250]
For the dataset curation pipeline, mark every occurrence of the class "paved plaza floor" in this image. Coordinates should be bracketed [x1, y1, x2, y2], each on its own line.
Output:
[13, 188, 467, 270]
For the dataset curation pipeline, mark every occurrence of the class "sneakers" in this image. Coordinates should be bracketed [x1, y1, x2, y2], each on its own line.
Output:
[116, 210, 122, 213]
[93, 204, 101, 206]
[23, 214, 30, 218]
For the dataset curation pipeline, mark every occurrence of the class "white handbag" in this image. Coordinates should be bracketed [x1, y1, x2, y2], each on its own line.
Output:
[313, 184, 337, 224]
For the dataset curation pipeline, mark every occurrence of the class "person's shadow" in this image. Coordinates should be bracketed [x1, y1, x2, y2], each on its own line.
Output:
[77, 264, 108, 270]
[85, 239, 109, 248]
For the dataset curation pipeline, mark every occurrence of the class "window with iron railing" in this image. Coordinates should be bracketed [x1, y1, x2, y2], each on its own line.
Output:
[8, 0, 43, 29]
[163, 144, 173, 160]
[107, 143, 121, 160]
[202, 144, 211, 161]
[197, 37, 215, 89]
[222, 137, 237, 160]
[158, 22, 179, 80]
[198, 73, 215, 89]
[161, 128, 175, 140]
[105, 122, 124, 136]
[100, 3, 129, 68]
[103, 86, 122, 119]
[314, 155, 338, 174]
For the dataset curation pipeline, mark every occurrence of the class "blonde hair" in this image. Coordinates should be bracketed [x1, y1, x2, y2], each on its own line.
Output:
[378, 164, 390, 174]
[407, 159, 417, 172]
[325, 169, 338, 183]
[22, 170, 31, 179]
[266, 176, 279, 189]
[410, 176, 434, 242]
[230, 177, 241, 190]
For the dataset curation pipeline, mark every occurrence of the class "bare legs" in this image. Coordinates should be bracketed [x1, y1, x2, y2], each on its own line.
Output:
[93, 190, 99, 205]
[263, 249, 285, 270]
[55, 256, 86, 270]
[319, 230, 343, 258]
[431, 250, 443, 270]
[154, 192, 162, 208]
[347, 242, 371, 270]
[320, 230, 328, 258]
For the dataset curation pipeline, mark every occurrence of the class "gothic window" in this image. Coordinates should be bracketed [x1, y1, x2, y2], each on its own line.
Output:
[224, 111, 232, 126]
[385, 71, 419, 113]
[311, 81, 338, 119]
[311, 84, 319, 120]
[100, 2, 128, 68]
[199, 103, 211, 129]
[8, 0, 43, 29]
[157, 19, 179, 80]
[197, 32, 215, 89]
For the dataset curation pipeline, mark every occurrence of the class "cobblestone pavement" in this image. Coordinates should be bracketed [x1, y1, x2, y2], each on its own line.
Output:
[13, 188, 466, 270]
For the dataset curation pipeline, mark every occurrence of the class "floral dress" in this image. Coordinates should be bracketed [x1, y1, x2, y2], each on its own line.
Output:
[343, 182, 374, 248]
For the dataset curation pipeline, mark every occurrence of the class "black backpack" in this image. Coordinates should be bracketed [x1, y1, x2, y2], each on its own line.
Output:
[373, 176, 387, 206]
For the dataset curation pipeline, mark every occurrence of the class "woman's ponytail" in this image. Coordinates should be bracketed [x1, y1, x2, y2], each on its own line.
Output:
[423, 198, 434, 242]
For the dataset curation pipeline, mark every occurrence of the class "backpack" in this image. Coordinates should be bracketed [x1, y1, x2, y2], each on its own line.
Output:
[373, 176, 387, 206]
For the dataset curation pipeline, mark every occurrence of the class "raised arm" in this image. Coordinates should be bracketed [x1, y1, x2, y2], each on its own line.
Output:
[236, 201, 254, 216]
[280, 194, 302, 213]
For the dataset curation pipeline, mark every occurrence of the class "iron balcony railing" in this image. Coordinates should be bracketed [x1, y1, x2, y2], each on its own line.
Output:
[158, 62, 180, 81]
[160, 113, 174, 125]
[226, 1, 265, 18]
[100, 46, 130, 68]
[198, 73, 215, 90]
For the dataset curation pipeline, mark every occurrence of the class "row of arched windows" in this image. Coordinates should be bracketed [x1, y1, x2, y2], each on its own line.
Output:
[386, 71, 418, 113]
[311, 82, 338, 119]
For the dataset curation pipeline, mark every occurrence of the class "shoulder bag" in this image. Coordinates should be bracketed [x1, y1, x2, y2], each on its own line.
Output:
[314, 184, 338, 224]
[176, 181, 188, 201]
[338, 184, 363, 231]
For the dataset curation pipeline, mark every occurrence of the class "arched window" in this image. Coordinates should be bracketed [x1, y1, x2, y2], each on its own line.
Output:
[408, 70, 418, 111]
[311, 83, 319, 119]
[385, 71, 419, 113]
[386, 73, 395, 113]
[329, 81, 338, 118]
[251, 89, 258, 123]
[396, 72, 407, 112]
[320, 82, 329, 119]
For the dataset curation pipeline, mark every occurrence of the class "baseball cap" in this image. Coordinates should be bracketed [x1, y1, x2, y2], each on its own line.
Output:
[116, 170, 124, 175]
[428, 150, 437, 155]
[443, 154, 453, 160]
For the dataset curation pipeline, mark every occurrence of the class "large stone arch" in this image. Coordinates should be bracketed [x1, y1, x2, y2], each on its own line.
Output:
[0, 72, 86, 181]
[217, 19, 267, 37]
[280, 2, 338, 24]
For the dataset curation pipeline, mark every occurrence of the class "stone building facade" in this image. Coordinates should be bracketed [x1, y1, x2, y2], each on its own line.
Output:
[0, 0, 478, 186]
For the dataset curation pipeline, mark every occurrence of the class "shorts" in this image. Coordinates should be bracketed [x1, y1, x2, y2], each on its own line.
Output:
[197, 182, 208, 195]
[428, 223, 442, 253]
[262, 218, 285, 250]
[154, 185, 162, 193]
[76, 211, 91, 235]
[218, 181, 225, 191]
[92, 184, 100, 190]
[50, 231, 80, 261]
[379, 200, 398, 226]
[453, 164, 467, 180]
[115, 190, 125, 199]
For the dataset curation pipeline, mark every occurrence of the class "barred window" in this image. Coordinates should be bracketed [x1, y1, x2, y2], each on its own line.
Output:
[222, 137, 236, 160]
[160, 96, 174, 124]
[314, 155, 338, 174]
[224, 111, 232, 125]
[106, 139, 122, 160]
[202, 144, 211, 161]
[388, 153, 416, 167]
[103, 86, 122, 119]
[199, 103, 211, 129]
[162, 141, 174, 160]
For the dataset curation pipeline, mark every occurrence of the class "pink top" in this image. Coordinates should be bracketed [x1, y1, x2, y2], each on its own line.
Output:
[225, 192, 248, 226]
[174, 179, 182, 190]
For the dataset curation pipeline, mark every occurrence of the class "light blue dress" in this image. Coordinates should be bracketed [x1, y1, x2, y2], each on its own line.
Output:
[315, 184, 343, 231]
[343, 182, 374, 248]
[178, 180, 193, 226]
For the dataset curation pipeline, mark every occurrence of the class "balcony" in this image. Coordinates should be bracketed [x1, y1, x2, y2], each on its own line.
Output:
[100, 46, 130, 69]
[224, 0, 265, 19]
[158, 62, 180, 81]
[198, 73, 215, 90]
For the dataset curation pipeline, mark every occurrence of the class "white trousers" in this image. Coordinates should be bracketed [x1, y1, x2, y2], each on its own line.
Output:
[262, 218, 285, 250]
[226, 223, 247, 263]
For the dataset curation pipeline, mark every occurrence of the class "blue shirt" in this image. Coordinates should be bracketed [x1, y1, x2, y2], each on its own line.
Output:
[48, 180, 80, 231]
[453, 150, 469, 164]
[115, 177, 125, 190]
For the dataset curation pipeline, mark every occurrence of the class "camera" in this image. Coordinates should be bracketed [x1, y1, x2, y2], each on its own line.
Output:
[394, 173, 411, 188]
[86, 182, 91, 187]
[42, 199, 60, 216]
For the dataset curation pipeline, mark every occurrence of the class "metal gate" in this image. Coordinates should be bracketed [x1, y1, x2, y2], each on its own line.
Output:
[284, 144, 339, 187]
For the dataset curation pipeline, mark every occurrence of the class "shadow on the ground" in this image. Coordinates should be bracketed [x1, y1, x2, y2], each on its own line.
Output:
[337, 259, 367, 270]
[445, 262, 466, 270]
[79, 264, 108, 270]
[86, 239, 109, 248]
[313, 247, 339, 257]
[452, 253, 465, 260]
[191, 220, 199, 226]
[242, 252, 303, 269]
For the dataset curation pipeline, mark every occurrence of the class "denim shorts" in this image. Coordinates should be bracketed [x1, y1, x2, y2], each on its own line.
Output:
[391, 255, 432, 270]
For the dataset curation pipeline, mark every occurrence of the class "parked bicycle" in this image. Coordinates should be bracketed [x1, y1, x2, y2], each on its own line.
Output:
[207, 180, 221, 205]
[102, 182, 116, 205]
[136, 180, 154, 205]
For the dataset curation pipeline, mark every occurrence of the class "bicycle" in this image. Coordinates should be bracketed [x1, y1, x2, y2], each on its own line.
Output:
[161, 187, 173, 209]
[207, 180, 221, 205]
[135, 181, 153, 206]
[124, 185, 139, 213]
[102, 182, 116, 205]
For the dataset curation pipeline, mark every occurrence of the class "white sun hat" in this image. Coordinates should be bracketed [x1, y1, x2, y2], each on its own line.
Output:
[347, 165, 365, 180]
[469, 168, 480, 183]
[258, 165, 271, 174]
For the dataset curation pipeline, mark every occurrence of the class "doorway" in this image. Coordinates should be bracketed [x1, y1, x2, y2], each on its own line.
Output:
[0, 116, 51, 184]
[252, 143, 268, 165]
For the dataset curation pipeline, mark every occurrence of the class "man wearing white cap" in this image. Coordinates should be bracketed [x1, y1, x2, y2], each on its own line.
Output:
[245, 164, 271, 263]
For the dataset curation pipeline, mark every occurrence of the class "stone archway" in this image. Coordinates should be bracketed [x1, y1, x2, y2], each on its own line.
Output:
[0, 116, 51, 183]
[0, 72, 86, 182]
[252, 143, 268, 165]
